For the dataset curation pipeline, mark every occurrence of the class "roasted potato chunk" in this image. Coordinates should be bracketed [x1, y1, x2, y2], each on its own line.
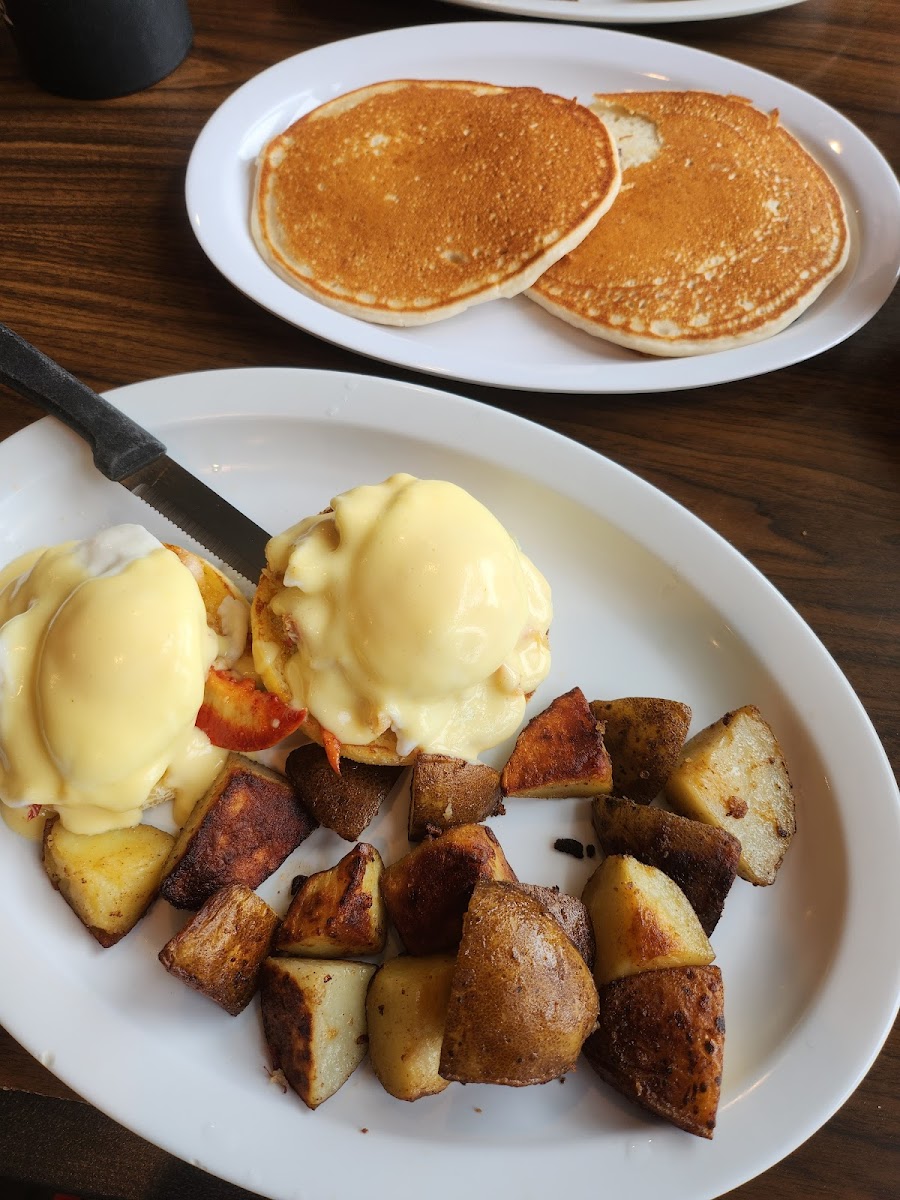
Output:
[665, 705, 796, 885]
[42, 818, 173, 947]
[285, 743, 404, 841]
[582, 965, 725, 1139]
[509, 882, 595, 968]
[501, 686, 612, 798]
[582, 854, 714, 986]
[591, 795, 740, 935]
[161, 753, 316, 910]
[408, 754, 503, 841]
[381, 823, 517, 955]
[259, 957, 375, 1110]
[275, 843, 386, 958]
[589, 697, 692, 804]
[367, 954, 456, 1101]
[159, 883, 278, 1014]
[439, 881, 598, 1086]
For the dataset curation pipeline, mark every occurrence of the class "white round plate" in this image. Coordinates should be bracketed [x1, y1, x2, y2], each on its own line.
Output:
[1, 368, 898, 1200]
[437, 0, 808, 25]
[185, 22, 900, 395]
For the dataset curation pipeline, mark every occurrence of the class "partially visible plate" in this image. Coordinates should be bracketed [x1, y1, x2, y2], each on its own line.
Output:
[185, 21, 900, 394]
[436, 0, 809, 25]
[1, 368, 898, 1200]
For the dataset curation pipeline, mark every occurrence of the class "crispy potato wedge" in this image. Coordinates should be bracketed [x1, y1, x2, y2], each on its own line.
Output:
[589, 697, 692, 804]
[285, 743, 404, 842]
[159, 883, 278, 1014]
[367, 954, 456, 1101]
[42, 817, 173, 947]
[275, 843, 387, 958]
[161, 753, 316, 910]
[259, 957, 375, 1110]
[582, 854, 714, 986]
[381, 823, 517, 955]
[501, 686, 612, 798]
[582, 965, 725, 1139]
[439, 881, 599, 1086]
[665, 705, 796, 885]
[509, 882, 595, 968]
[408, 754, 503, 841]
[591, 795, 740, 935]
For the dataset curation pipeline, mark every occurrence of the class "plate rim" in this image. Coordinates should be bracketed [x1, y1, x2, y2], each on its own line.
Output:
[433, 0, 810, 26]
[184, 22, 900, 395]
[1, 366, 899, 1200]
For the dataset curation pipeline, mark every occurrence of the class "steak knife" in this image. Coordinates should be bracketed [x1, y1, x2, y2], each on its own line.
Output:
[0, 322, 270, 582]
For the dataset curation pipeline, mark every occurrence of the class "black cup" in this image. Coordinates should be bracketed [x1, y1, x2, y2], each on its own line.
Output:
[3, 0, 193, 100]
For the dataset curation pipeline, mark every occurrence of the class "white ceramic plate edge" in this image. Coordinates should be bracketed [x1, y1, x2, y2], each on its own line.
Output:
[435, 0, 809, 26]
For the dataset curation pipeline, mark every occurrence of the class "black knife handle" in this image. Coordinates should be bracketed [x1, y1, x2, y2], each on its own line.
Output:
[0, 322, 166, 481]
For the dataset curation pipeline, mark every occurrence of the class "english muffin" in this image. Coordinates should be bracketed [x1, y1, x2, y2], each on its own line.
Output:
[528, 91, 849, 356]
[252, 79, 620, 326]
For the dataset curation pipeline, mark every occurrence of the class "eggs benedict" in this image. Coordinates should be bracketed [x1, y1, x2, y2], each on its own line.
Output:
[251, 474, 553, 764]
[0, 525, 226, 836]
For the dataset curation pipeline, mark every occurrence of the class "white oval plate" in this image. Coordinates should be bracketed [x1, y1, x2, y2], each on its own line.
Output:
[185, 22, 900, 394]
[437, 0, 808, 25]
[1, 367, 898, 1200]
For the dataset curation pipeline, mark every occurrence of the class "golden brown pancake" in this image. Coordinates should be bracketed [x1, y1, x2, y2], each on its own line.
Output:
[252, 79, 620, 326]
[528, 91, 850, 356]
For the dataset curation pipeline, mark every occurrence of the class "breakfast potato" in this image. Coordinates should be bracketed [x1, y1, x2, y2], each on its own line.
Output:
[408, 754, 503, 841]
[259, 957, 376, 1110]
[509, 882, 595, 968]
[665, 705, 796, 885]
[285, 743, 404, 841]
[501, 686, 613, 798]
[582, 854, 714, 986]
[161, 754, 316, 910]
[275, 843, 387, 958]
[158, 883, 279, 1014]
[591, 795, 740, 935]
[367, 954, 456, 1101]
[381, 823, 517, 955]
[439, 881, 599, 1086]
[582, 965, 725, 1139]
[589, 697, 692, 804]
[42, 817, 174, 947]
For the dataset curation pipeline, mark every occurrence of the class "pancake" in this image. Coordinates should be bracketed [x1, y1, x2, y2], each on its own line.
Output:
[251, 79, 621, 326]
[528, 91, 850, 356]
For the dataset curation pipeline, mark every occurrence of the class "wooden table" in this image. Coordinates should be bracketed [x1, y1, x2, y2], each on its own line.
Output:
[0, 0, 896, 1196]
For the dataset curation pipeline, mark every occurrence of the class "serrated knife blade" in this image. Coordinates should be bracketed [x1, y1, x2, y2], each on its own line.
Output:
[0, 322, 270, 582]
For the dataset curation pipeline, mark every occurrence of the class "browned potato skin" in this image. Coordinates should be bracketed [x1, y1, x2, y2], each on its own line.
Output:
[501, 686, 613, 798]
[439, 881, 599, 1086]
[589, 698, 692, 804]
[381, 823, 517, 955]
[509, 882, 595, 968]
[42, 817, 173, 947]
[285, 743, 404, 841]
[408, 754, 503, 841]
[161, 753, 316, 910]
[275, 843, 387, 958]
[582, 965, 725, 1139]
[591, 795, 740, 935]
[159, 884, 278, 1014]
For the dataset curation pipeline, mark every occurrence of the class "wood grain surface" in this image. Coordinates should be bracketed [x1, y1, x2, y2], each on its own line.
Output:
[0, 1, 897, 1198]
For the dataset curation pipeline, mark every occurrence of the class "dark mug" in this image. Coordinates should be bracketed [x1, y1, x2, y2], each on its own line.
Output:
[2, 0, 193, 100]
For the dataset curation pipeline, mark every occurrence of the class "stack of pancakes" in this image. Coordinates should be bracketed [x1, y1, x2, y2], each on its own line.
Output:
[252, 81, 849, 356]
